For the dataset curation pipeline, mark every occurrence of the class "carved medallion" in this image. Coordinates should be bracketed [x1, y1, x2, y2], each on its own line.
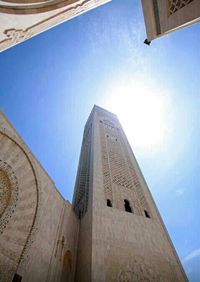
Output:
[0, 169, 11, 217]
[0, 0, 80, 14]
[0, 160, 19, 233]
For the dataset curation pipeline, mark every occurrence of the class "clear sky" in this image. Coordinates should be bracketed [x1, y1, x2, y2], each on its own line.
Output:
[0, 0, 199, 280]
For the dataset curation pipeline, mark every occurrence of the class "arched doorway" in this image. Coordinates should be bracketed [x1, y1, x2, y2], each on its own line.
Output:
[60, 250, 72, 282]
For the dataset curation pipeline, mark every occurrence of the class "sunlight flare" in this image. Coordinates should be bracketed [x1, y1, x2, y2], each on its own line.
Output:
[104, 79, 170, 148]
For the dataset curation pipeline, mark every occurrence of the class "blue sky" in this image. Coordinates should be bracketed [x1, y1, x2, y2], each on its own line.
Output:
[0, 0, 199, 280]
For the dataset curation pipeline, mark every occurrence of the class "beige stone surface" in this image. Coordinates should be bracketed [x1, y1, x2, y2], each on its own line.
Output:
[0, 111, 79, 282]
[141, 0, 200, 42]
[73, 105, 188, 281]
[0, 0, 111, 52]
[0, 106, 188, 281]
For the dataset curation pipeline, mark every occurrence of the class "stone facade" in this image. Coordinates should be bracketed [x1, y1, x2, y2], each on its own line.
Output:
[73, 105, 188, 281]
[0, 106, 188, 281]
[0, 0, 111, 52]
[0, 112, 79, 282]
[141, 0, 200, 43]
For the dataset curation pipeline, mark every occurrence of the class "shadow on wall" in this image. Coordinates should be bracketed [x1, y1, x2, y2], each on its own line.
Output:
[61, 250, 72, 282]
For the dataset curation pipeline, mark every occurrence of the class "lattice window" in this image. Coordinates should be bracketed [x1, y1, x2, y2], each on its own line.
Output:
[169, 0, 194, 15]
[100, 121, 113, 202]
[104, 123, 135, 191]
[73, 124, 92, 219]
[119, 133, 151, 218]
[99, 118, 152, 218]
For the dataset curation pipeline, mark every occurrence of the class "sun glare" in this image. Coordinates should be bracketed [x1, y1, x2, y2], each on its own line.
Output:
[103, 79, 170, 149]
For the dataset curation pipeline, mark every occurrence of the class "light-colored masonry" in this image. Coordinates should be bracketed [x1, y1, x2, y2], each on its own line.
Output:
[141, 0, 200, 42]
[0, 0, 111, 52]
[0, 106, 188, 281]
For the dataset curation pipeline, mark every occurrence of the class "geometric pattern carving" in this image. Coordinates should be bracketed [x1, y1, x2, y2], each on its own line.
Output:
[0, 132, 39, 282]
[100, 120, 136, 189]
[99, 121, 113, 202]
[169, 0, 194, 15]
[0, 160, 19, 234]
[73, 124, 92, 219]
[0, 169, 11, 217]
[109, 140, 134, 189]
[100, 118, 151, 217]
[119, 133, 151, 217]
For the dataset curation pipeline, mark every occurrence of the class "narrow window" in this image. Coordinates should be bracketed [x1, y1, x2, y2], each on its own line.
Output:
[107, 199, 112, 207]
[144, 210, 150, 218]
[78, 210, 81, 219]
[12, 274, 22, 282]
[124, 199, 132, 213]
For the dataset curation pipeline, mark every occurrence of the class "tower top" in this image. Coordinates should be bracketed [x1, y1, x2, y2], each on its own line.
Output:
[73, 104, 188, 281]
[93, 105, 118, 117]
[85, 105, 118, 130]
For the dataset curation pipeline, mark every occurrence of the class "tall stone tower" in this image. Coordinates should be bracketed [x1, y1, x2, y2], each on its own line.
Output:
[73, 105, 188, 282]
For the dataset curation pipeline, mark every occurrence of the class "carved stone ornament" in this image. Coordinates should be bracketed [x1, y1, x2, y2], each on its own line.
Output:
[0, 160, 19, 234]
[0, 0, 111, 52]
[4, 28, 29, 42]
[0, 0, 81, 14]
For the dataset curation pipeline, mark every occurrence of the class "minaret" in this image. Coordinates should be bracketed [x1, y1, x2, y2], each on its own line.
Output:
[73, 105, 188, 282]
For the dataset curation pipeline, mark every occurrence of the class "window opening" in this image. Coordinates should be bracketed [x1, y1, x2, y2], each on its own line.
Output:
[124, 199, 132, 213]
[144, 210, 150, 218]
[12, 274, 22, 282]
[107, 199, 112, 207]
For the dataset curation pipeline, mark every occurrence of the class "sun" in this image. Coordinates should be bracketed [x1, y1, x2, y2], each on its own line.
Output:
[103, 79, 170, 149]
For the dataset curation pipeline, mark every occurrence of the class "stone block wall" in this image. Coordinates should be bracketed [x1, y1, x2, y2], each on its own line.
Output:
[0, 112, 79, 282]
